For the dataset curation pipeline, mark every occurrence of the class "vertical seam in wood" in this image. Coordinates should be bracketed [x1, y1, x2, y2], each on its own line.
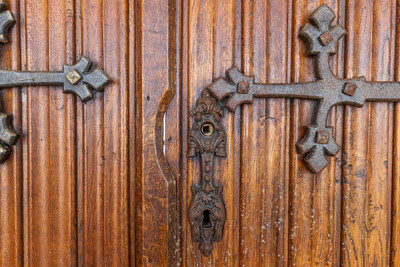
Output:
[127, 0, 132, 263]
[100, 0, 106, 264]
[391, 1, 399, 264]
[284, 1, 293, 265]
[122, 0, 131, 264]
[366, 2, 374, 264]
[387, 1, 395, 264]
[179, 0, 184, 263]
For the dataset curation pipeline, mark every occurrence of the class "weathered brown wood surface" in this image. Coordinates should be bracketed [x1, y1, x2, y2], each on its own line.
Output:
[0, 0, 400, 266]
[181, 0, 400, 266]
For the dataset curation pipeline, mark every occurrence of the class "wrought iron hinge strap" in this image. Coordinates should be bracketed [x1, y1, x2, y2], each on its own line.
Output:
[0, 57, 110, 102]
[0, 1, 110, 162]
[207, 4, 400, 174]
[189, 3, 400, 256]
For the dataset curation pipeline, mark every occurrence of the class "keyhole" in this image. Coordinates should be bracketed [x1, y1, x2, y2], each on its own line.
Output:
[202, 210, 212, 228]
[201, 123, 214, 136]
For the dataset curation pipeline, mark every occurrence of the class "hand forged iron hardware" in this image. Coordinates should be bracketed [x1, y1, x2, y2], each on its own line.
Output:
[0, 1, 110, 162]
[189, 3, 400, 256]
[188, 90, 226, 257]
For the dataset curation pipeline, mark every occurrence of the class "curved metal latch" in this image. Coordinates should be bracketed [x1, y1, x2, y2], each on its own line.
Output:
[189, 4, 400, 256]
[0, 1, 110, 162]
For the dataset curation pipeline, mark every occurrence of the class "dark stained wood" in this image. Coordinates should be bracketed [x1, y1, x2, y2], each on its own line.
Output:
[78, 0, 107, 265]
[182, 0, 400, 266]
[341, 0, 395, 265]
[367, 1, 394, 265]
[212, 0, 236, 265]
[129, 0, 136, 265]
[185, 0, 215, 264]
[134, 0, 179, 265]
[102, 0, 130, 265]
[22, 0, 73, 265]
[341, 0, 372, 265]
[392, 0, 400, 265]
[2, 0, 400, 266]
[0, 0, 22, 266]
[240, 0, 266, 265]
[48, 0, 77, 265]
[288, 1, 319, 266]
[263, 1, 290, 265]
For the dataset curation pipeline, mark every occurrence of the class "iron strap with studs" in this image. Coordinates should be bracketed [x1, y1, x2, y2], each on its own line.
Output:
[189, 4, 400, 256]
[0, 1, 110, 162]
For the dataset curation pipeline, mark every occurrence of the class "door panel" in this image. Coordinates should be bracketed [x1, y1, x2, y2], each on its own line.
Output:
[0, 0, 131, 266]
[179, 0, 398, 266]
[0, 0, 399, 266]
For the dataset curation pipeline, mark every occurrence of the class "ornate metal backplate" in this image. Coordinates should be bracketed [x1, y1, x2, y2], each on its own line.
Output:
[188, 90, 226, 257]
[189, 4, 400, 256]
[0, 1, 110, 162]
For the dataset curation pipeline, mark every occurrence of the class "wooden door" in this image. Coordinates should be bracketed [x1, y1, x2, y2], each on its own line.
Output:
[0, 0, 400, 266]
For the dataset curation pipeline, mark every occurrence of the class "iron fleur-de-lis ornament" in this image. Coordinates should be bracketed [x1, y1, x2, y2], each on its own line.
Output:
[189, 4, 400, 256]
[0, 1, 110, 162]
[207, 4, 400, 174]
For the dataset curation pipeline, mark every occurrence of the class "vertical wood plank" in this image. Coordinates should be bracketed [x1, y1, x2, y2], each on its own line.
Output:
[367, 0, 394, 265]
[0, 0, 22, 266]
[341, 0, 373, 265]
[79, 0, 106, 265]
[231, 0, 242, 264]
[135, 0, 179, 265]
[328, 1, 347, 265]
[239, 0, 266, 265]
[22, 1, 51, 265]
[75, 0, 84, 264]
[129, 0, 136, 265]
[48, 0, 77, 265]
[309, 0, 345, 265]
[288, 1, 319, 265]
[185, 0, 214, 265]
[391, 0, 400, 264]
[212, 0, 236, 265]
[261, 0, 290, 265]
[181, 0, 189, 264]
[102, 0, 130, 265]
[163, 1, 182, 265]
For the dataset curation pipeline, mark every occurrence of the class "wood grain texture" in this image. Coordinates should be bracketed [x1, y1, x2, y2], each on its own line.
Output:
[263, 1, 290, 265]
[0, 0, 22, 266]
[0, 0, 178, 266]
[240, 0, 266, 265]
[182, 0, 400, 266]
[3, 0, 400, 266]
[185, 0, 215, 264]
[392, 0, 400, 265]
[135, 0, 179, 265]
[212, 0, 236, 265]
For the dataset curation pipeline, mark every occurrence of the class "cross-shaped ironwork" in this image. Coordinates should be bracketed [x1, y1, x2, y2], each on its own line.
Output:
[0, 1, 110, 163]
[207, 4, 400, 173]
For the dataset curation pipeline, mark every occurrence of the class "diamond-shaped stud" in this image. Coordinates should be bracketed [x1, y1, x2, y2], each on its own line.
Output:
[343, 82, 358, 96]
[315, 130, 329, 144]
[66, 69, 82, 85]
[237, 81, 250, 94]
[319, 31, 334, 46]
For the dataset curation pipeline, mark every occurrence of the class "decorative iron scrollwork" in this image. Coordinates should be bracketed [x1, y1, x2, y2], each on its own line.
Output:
[206, 4, 400, 174]
[190, 3, 400, 255]
[0, 1, 110, 162]
[188, 90, 226, 257]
